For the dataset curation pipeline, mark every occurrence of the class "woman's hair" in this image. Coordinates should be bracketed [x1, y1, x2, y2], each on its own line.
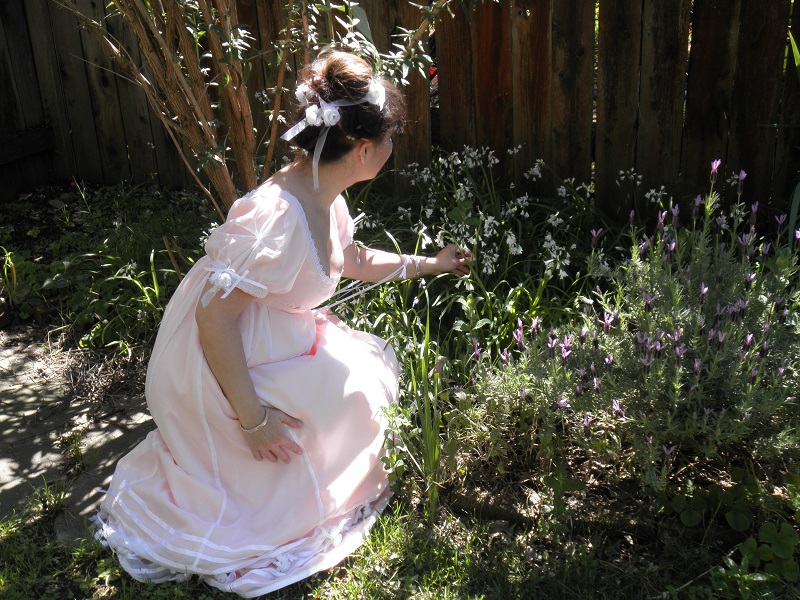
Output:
[286, 50, 406, 163]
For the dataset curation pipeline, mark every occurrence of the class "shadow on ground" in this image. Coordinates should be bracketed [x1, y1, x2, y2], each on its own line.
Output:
[0, 323, 155, 541]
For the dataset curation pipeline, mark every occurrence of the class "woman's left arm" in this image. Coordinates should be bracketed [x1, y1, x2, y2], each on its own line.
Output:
[342, 243, 472, 282]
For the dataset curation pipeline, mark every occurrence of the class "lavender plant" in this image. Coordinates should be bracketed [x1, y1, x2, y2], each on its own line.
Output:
[458, 183, 800, 498]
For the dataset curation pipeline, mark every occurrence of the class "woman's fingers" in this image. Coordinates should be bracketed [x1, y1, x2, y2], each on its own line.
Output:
[279, 412, 304, 428]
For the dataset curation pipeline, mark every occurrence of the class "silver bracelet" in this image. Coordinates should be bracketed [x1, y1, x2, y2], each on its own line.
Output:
[412, 255, 421, 278]
[240, 408, 269, 433]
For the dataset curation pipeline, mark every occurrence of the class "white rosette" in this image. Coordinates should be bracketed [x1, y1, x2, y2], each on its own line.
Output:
[322, 106, 341, 127]
[364, 80, 385, 110]
[304, 105, 323, 127]
[294, 83, 314, 106]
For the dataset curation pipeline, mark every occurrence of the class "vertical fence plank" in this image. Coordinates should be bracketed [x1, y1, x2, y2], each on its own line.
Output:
[596, 0, 643, 218]
[103, 8, 160, 184]
[0, 0, 48, 200]
[727, 0, 792, 206]
[360, 1, 392, 53]
[48, 0, 104, 182]
[774, 4, 800, 209]
[511, 0, 551, 189]
[23, 0, 73, 182]
[78, 0, 131, 183]
[472, 0, 512, 178]
[550, 0, 593, 187]
[437, 7, 477, 151]
[681, 0, 740, 200]
[392, 2, 431, 171]
[636, 0, 691, 201]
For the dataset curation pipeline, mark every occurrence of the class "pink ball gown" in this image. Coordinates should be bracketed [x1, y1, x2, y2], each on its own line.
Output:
[94, 185, 398, 597]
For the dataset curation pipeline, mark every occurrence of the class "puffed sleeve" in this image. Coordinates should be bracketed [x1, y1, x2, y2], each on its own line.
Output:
[333, 194, 355, 250]
[200, 191, 308, 306]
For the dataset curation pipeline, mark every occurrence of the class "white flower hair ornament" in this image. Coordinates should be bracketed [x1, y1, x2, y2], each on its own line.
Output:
[281, 79, 387, 190]
[294, 83, 315, 106]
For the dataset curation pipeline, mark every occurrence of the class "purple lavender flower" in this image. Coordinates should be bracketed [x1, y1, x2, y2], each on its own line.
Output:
[707, 328, 716, 346]
[513, 318, 525, 350]
[639, 354, 654, 371]
[530, 316, 541, 336]
[638, 237, 652, 260]
[612, 399, 624, 417]
[776, 214, 787, 228]
[694, 358, 702, 374]
[580, 326, 589, 345]
[717, 330, 727, 349]
[547, 335, 558, 356]
[582, 415, 594, 432]
[471, 337, 481, 360]
[671, 205, 680, 227]
[657, 210, 667, 229]
[700, 282, 708, 303]
[744, 272, 755, 290]
[751, 201, 759, 216]
[636, 331, 647, 346]
[665, 238, 676, 255]
[674, 343, 686, 359]
[593, 378, 601, 394]
[663, 445, 677, 458]
[602, 312, 615, 333]
[710, 159, 721, 183]
[780, 309, 789, 324]
[555, 396, 571, 409]
[692, 195, 703, 219]
[561, 345, 572, 362]
[643, 291, 656, 312]
[744, 333, 754, 350]
[761, 340, 769, 358]
[501, 347, 510, 363]
[605, 353, 614, 366]
[762, 242, 771, 258]
[647, 435, 653, 445]
[630, 209, 636, 224]
[590, 228, 602, 248]
[749, 367, 758, 384]
[777, 366, 786, 378]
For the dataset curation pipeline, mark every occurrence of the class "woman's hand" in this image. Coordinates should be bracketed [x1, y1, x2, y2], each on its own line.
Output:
[241, 406, 304, 463]
[430, 244, 474, 277]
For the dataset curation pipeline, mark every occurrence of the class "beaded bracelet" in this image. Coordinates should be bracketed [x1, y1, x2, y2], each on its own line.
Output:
[240, 408, 270, 433]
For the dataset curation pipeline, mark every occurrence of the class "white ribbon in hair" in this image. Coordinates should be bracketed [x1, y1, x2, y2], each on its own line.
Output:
[281, 80, 386, 191]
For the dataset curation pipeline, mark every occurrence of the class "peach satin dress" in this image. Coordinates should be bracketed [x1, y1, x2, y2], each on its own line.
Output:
[94, 186, 398, 597]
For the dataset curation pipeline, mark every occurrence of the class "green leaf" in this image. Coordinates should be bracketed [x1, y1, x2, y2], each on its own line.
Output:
[739, 537, 758, 563]
[726, 503, 753, 532]
[790, 30, 800, 85]
[680, 507, 702, 527]
[756, 543, 774, 562]
[779, 558, 799, 582]
[349, 5, 374, 45]
[670, 494, 688, 513]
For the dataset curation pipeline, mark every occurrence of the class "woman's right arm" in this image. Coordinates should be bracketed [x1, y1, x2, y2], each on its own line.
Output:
[195, 286, 303, 463]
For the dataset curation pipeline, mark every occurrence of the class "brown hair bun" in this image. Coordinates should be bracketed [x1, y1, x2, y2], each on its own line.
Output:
[287, 49, 406, 163]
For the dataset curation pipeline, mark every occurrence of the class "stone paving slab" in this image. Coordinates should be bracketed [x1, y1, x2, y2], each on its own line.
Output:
[0, 326, 155, 543]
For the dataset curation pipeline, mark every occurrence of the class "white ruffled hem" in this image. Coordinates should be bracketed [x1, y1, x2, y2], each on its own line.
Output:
[92, 493, 390, 598]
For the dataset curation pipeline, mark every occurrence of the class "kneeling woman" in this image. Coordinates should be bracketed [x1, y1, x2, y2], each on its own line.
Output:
[94, 49, 472, 596]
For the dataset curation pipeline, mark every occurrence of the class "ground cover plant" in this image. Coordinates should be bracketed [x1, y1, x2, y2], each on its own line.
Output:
[1, 150, 799, 598]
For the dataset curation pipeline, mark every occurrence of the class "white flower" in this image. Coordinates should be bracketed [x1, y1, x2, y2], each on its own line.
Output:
[295, 83, 314, 106]
[305, 105, 322, 126]
[322, 106, 341, 126]
[211, 272, 232, 289]
[364, 80, 385, 110]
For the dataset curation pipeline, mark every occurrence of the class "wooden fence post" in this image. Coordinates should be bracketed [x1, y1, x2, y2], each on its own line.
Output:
[774, 3, 800, 209]
[727, 0, 792, 207]
[437, 5, 477, 152]
[636, 0, 691, 205]
[596, 0, 643, 220]
[681, 0, 741, 202]
[511, 0, 551, 191]
[550, 0, 594, 190]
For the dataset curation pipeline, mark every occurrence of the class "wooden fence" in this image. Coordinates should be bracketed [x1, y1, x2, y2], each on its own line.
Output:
[1, 0, 798, 218]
